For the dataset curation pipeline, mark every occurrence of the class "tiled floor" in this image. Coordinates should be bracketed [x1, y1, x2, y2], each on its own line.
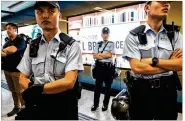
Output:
[1, 71, 183, 120]
[78, 89, 115, 120]
[1, 86, 115, 120]
[1, 88, 16, 120]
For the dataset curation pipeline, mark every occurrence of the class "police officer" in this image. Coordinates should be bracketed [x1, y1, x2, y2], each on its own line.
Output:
[91, 27, 115, 111]
[1, 23, 26, 117]
[17, 1, 84, 120]
[122, 1, 182, 120]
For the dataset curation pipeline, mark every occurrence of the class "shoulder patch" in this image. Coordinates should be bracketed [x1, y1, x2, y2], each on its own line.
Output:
[130, 25, 146, 35]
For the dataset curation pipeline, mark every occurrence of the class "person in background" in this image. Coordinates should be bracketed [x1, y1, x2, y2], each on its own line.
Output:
[91, 27, 115, 111]
[1, 23, 26, 117]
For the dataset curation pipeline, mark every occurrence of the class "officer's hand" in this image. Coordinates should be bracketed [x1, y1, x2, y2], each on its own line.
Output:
[97, 54, 104, 59]
[140, 58, 152, 65]
[1, 51, 7, 57]
[170, 48, 182, 59]
[98, 53, 102, 57]
[22, 84, 44, 105]
[28, 82, 34, 87]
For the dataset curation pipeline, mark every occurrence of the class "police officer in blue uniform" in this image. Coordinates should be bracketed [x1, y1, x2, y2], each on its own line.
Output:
[122, 1, 182, 120]
[91, 27, 115, 111]
[17, 1, 84, 120]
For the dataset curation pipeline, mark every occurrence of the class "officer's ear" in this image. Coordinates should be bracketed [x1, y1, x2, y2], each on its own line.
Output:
[144, 4, 150, 15]
[101, 33, 104, 38]
[59, 12, 62, 20]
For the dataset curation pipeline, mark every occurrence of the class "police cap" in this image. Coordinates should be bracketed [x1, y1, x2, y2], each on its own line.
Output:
[145, 1, 152, 4]
[34, 1, 60, 10]
[102, 27, 110, 34]
[145, 1, 172, 4]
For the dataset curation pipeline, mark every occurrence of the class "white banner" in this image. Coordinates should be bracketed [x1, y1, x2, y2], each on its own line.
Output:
[78, 22, 140, 54]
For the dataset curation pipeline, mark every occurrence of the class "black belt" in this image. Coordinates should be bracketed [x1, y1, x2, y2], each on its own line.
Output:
[135, 75, 175, 89]
[96, 61, 113, 67]
[148, 78, 161, 89]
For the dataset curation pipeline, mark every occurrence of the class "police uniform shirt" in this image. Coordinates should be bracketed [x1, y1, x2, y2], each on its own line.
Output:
[93, 40, 115, 63]
[17, 30, 84, 84]
[122, 23, 183, 79]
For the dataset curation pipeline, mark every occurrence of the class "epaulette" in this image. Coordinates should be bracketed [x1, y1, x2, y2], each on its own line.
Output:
[130, 25, 146, 36]
[164, 24, 180, 32]
[108, 41, 114, 43]
[29, 33, 77, 58]
[97, 41, 103, 44]
[130, 25, 147, 45]
[30, 36, 41, 46]
[59, 33, 75, 46]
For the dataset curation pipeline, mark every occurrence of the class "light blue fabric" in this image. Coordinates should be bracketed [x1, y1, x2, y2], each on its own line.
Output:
[93, 40, 115, 63]
[17, 30, 84, 84]
[122, 23, 182, 79]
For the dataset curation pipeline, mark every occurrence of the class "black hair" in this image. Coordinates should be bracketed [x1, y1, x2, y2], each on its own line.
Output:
[146, 1, 152, 5]
[5, 23, 18, 33]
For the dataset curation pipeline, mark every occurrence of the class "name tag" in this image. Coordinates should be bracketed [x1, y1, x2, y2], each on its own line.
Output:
[50, 47, 67, 63]
[50, 52, 57, 58]
[56, 56, 66, 63]
[50, 47, 59, 58]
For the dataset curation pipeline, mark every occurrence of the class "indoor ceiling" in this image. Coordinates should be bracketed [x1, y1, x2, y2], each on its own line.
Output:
[1, 1, 100, 30]
[1, 1, 139, 30]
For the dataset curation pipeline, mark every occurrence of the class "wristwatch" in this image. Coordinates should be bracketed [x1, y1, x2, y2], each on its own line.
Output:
[152, 57, 159, 67]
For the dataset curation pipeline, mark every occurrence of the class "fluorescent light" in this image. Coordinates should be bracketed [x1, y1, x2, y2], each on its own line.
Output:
[93, 7, 111, 12]
[94, 7, 103, 10]
[1, 22, 8, 24]
[8, 1, 25, 10]
[1, 22, 18, 24]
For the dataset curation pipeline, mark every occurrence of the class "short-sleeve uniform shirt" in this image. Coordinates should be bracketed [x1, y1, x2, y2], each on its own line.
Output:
[122, 23, 183, 79]
[17, 30, 84, 84]
[93, 40, 115, 63]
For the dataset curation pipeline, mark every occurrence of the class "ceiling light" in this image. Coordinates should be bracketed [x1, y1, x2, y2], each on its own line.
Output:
[8, 1, 25, 10]
[1, 22, 8, 24]
[93, 7, 110, 12]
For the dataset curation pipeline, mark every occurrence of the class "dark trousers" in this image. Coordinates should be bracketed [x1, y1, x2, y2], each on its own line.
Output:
[17, 90, 78, 120]
[93, 62, 113, 106]
[94, 78, 113, 106]
[129, 76, 178, 120]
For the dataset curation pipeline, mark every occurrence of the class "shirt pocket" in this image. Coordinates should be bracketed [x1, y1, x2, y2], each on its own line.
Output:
[31, 57, 45, 77]
[104, 45, 112, 52]
[138, 44, 154, 58]
[53, 56, 66, 76]
[158, 42, 173, 59]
